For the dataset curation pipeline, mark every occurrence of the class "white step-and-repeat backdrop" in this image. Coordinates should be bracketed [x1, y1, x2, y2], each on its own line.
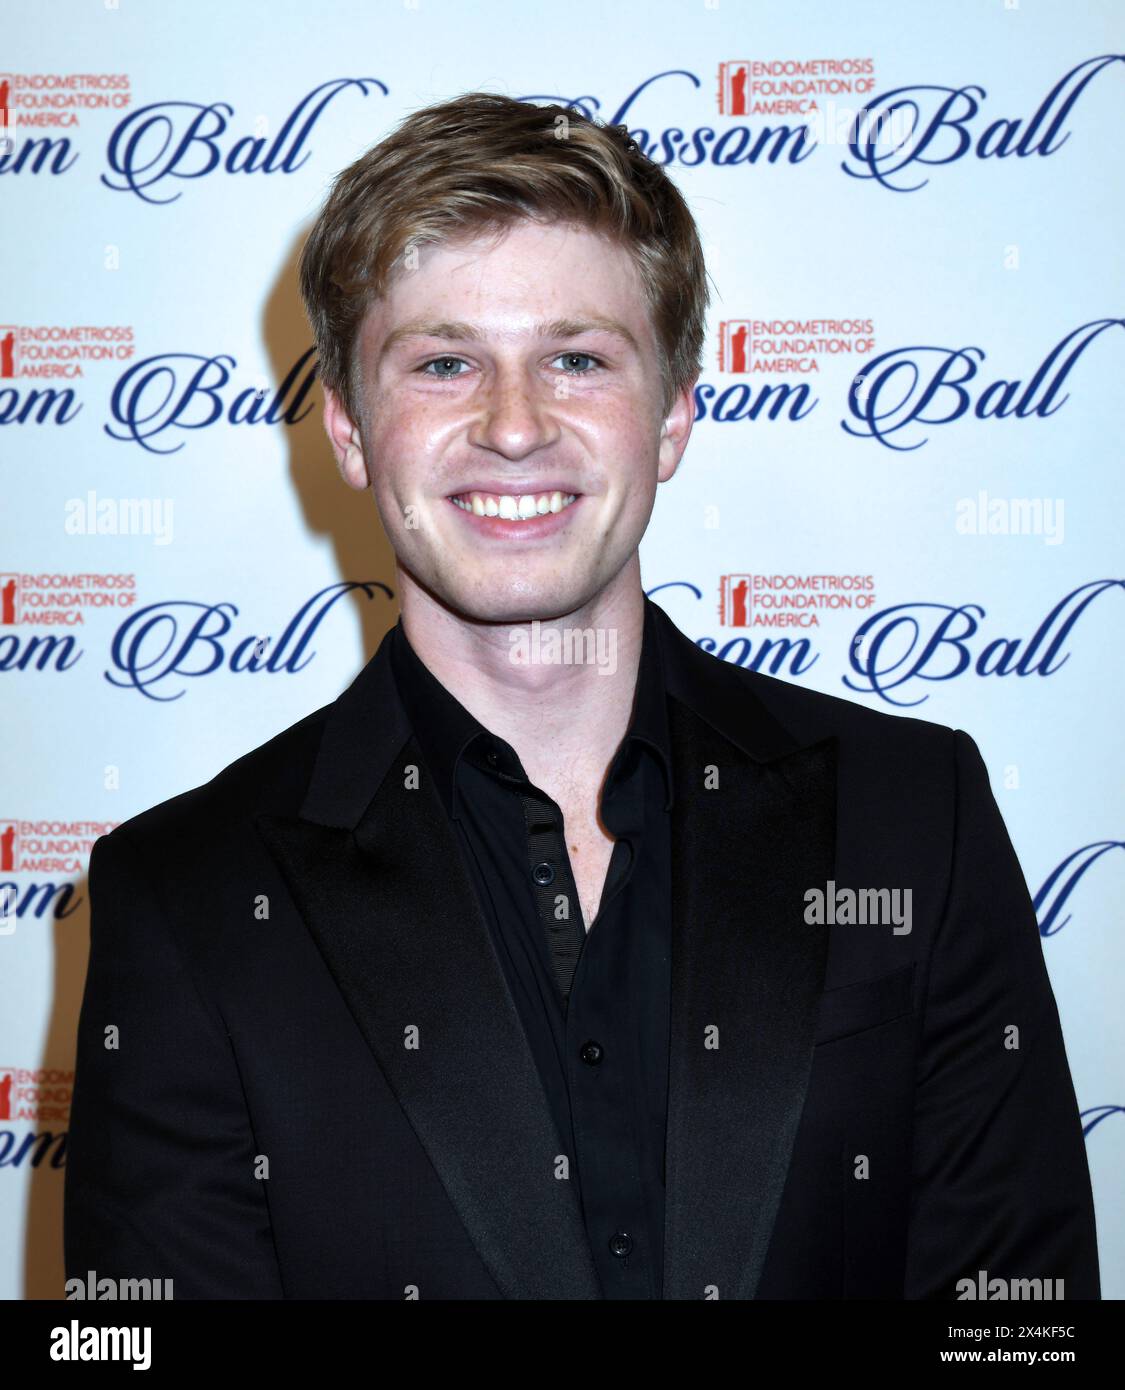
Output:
[2, 0, 1122, 1299]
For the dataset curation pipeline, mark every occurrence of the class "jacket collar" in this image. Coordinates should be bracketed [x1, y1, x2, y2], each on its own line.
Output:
[259, 591, 836, 1299]
[298, 592, 800, 831]
[385, 596, 674, 819]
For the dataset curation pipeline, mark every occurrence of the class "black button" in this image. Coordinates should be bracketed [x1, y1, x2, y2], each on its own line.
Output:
[579, 1040, 603, 1066]
[485, 748, 500, 767]
[609, 1231, 633, 1258]
[532, 861, 555, 886]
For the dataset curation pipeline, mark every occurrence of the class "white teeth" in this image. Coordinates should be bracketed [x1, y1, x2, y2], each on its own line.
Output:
[449, 491, 578, 521]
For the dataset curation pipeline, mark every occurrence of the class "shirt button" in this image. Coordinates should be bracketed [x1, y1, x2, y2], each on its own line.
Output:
[532, 861, 555, 886]
[609, 1231, 633, 1258]
[485, 748, 500, 767]
[579, 1040, 603, 1066]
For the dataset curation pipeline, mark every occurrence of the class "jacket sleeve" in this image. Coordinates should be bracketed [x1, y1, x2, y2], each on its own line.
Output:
[902, 729, 1100, 1299]
[64, 827, 285, 1298]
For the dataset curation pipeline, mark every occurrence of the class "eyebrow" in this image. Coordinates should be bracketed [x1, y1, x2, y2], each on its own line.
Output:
[378, 315, 641, 362]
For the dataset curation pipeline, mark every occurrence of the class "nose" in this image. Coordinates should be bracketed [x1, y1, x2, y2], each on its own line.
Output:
[467, 362, 561, 459]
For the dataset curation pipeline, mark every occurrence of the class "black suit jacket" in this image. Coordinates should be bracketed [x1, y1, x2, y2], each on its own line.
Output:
[63, 598, 1100, 1299]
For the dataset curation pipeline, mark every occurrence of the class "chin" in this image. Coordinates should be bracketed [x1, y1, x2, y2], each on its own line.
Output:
[430, 568, 606, 628]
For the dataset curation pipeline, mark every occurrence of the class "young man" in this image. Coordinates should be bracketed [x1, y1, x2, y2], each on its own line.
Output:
[64, 93, 1099, 1300]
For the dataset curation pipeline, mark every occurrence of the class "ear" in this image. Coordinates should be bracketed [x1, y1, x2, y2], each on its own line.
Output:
[657, 377, 697, 485]
[322, 386, 370, 491]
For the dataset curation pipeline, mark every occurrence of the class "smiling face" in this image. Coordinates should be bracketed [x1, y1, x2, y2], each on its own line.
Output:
[322, 218, 695, 625]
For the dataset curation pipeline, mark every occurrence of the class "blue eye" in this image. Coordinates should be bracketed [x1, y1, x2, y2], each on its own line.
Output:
[420, 356, 467, 378]
[417, 352, 605, 378]
[554, 353, 603, 373]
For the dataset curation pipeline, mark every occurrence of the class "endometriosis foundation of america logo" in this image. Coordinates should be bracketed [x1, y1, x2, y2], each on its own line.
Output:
[719, 573, 877, 629]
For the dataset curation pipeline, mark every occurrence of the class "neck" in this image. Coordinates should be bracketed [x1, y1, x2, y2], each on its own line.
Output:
[397, 560, 645, 806]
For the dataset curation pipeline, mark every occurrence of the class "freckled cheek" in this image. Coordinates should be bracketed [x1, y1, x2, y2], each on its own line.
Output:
[570, 402, 652, 460]
[369, 418, 451, 492]
[594, 414, 661, 487]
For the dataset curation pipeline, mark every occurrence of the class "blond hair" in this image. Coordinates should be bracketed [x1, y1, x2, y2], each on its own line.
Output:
[298, 91, 710, 426]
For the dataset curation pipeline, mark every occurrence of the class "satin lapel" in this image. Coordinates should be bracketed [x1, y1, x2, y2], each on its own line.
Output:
[255, 737, 602, 1300]
[662, 695, 837, 1300]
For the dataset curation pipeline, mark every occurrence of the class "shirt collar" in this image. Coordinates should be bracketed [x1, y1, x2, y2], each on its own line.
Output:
[388, 596, 674, 820]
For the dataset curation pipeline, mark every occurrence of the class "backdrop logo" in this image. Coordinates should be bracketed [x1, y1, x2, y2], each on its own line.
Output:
[104, 580, 391, 700]
[531, 55, 1122, 181]
[717, 57, 877, 119]
[719, 318, 876, 376]
[0, 817, 108, 928]
[842, 54, 1125, 191]
[533, 69, 817, 167]
[0, 70, 131, 133]
[0, 1065, 70, 1172]
[844, 319, 1124, 450]
[719, 574, 877, 629]
[101, 77, 387, 203]
[694, 375, 818, 425]
[0, 580, 392, 686]
[104, 347, 317, 451]
[649, 578, 1124, 702]
[1035, 841, 1123, 936]
[0, 572, 136, 628]
[0, 821, 113, 877]
[697, 317, 1121, 438]
[715, 56, 901, 152]
[0, 1068, 72, 1125]
[0, 345, 316, 445]
[0, 75, 386, 193]
[844, 579, 1124, 706]
[648, 580, 821, 675]
[0, 323, 135, 385]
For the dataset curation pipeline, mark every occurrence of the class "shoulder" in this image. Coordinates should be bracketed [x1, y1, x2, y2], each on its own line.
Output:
[693, 654, 978, 822]
[103, 700, 334, 863]
[741, 662, 960, 760]
[653, 600, 966, 777]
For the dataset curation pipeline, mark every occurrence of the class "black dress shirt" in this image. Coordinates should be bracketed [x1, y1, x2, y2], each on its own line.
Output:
[388, 602, 674, 1299]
